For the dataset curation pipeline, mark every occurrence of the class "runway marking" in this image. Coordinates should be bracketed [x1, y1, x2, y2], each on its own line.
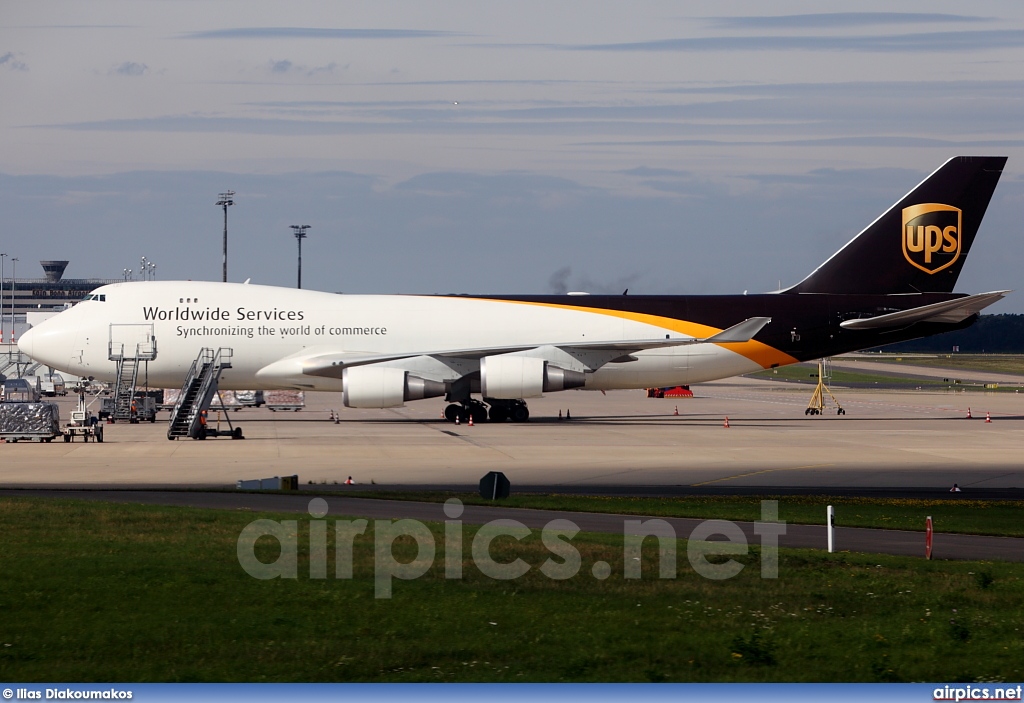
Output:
[691, 463, 835, 486]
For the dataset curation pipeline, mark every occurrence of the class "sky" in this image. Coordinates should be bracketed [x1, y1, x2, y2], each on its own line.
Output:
[1, 1, 1023, 310]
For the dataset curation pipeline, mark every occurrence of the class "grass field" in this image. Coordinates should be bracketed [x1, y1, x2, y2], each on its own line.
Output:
[851, 354, 1024, 376]
[1, 497, 1022, 683]
[332, 492, 1024, 538]
[746, 360, 1024, 391]
[747, 364, 947, 387]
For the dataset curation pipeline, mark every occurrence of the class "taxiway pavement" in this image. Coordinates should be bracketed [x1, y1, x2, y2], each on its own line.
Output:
[2, 377, 1022, 490]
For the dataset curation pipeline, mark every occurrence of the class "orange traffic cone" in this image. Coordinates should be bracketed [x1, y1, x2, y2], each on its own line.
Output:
[468, 414, 474, 427]
[566, 409, 571, 420]
[674, 405, 679, 416]
[967, 407, 973, 419]
[329, 409, 335, 422]
[558, 410, 563, 420]
[985, 412, 992, 423]
[723, 416, 730, 428]
[455, 415, 460, 425]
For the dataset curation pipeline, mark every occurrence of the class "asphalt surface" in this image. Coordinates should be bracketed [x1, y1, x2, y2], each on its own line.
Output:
[4, 488, 1022, 563]
[5, 379, 1024, 489]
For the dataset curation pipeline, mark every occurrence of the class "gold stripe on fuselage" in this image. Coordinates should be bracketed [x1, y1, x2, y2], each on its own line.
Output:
[474, 299, 799, 369]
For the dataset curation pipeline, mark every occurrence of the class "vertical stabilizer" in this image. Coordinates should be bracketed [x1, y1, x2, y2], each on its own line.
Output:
[787, 156, 1006, 295]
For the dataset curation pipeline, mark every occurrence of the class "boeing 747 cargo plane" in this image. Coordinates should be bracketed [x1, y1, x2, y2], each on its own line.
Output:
[18, 156, 1010, 424]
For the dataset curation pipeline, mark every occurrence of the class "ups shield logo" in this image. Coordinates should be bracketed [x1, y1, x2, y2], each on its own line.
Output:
[902, 203, 961, 274]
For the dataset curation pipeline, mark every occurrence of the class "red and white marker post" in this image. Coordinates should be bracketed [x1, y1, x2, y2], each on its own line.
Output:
[925, 515, 934, 560]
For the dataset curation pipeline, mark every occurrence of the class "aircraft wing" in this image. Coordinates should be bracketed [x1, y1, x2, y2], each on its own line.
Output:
[838, 291, 1010, 331]
[300, 317, 771, 378]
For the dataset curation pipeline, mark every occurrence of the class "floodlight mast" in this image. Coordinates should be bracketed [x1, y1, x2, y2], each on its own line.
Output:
[289, 225, 310, 289]
[216, 190, 235, 283]
[9, 257, 17, 350]
[0, 255, 5, 349]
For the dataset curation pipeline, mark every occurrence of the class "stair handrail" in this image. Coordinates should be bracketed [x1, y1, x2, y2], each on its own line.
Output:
[184, 347, 232, 437]
[167, 348, 213, 436]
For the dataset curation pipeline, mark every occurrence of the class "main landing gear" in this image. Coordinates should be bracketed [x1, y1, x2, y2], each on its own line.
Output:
[444, 398, 530, 423]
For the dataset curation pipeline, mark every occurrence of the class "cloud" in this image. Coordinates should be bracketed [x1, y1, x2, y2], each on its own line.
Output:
[182, 27, 459, 40]
[266, 60, 341, 76]
[35, 76, 1024, 145]
[569, 29, 1024, 53]
[707, 13, 987, 30]
[111, 61, 148, 76]
[595, 137, 1024, 149]
[619, 167, 692, 178]
[394, 171, 595, 198]
[0, 52, 28, 71]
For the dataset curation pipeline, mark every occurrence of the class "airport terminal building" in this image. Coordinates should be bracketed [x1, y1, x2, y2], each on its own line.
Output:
[1, 261, 119, 340]
[7, 261, 118, 314]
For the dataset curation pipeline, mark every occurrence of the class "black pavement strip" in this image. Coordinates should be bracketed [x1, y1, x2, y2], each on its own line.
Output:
[2, 489, 1021, 562]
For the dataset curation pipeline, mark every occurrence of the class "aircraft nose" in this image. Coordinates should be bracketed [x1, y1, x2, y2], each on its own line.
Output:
[18, 319, 75, 370]
[17, 326, 34, 358]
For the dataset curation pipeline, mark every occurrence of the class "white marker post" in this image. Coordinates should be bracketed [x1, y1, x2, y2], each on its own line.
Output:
[827, 505, 835, 553]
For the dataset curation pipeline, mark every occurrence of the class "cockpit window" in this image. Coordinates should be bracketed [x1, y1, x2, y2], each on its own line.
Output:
[83, 294, 106, 302]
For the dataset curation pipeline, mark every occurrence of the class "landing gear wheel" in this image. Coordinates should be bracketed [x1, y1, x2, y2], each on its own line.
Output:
[470, 406, 488, 424]
[489, 405, 508, 422]
[444, 404, 462, 423]
[511, 404, 530, 422]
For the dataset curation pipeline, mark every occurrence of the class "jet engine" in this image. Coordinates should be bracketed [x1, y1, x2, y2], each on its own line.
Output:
[342, 366, 445, 408]
[479, 355, 586, 399]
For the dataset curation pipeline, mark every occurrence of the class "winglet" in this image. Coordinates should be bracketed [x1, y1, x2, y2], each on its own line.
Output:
[706, 317, 772, 344]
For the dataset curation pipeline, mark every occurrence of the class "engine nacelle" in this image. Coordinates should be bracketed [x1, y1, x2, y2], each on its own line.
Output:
[479, 355, 586, 399]
[342, 366, 445, 408]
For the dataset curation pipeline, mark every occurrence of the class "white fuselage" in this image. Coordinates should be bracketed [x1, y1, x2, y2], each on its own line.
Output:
[19, 281, 766, 396]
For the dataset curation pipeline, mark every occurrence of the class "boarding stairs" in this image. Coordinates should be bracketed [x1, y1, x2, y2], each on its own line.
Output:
[167, 347, 233, 440]
[1, 351, 43, 381]
[111, 350, 141, 420]
[108, 324, 157, 421]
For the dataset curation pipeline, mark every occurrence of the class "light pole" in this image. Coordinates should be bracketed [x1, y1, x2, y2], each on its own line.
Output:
[138, 257, 156, 281]
[10, 257, 17, 348]
[290, 225, 310, 289]
[0, 253, 6, 345]
[216, 190, 235, 283]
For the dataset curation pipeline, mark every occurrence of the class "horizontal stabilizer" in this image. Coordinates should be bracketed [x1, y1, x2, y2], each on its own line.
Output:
[839, 291, 1009, 330]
